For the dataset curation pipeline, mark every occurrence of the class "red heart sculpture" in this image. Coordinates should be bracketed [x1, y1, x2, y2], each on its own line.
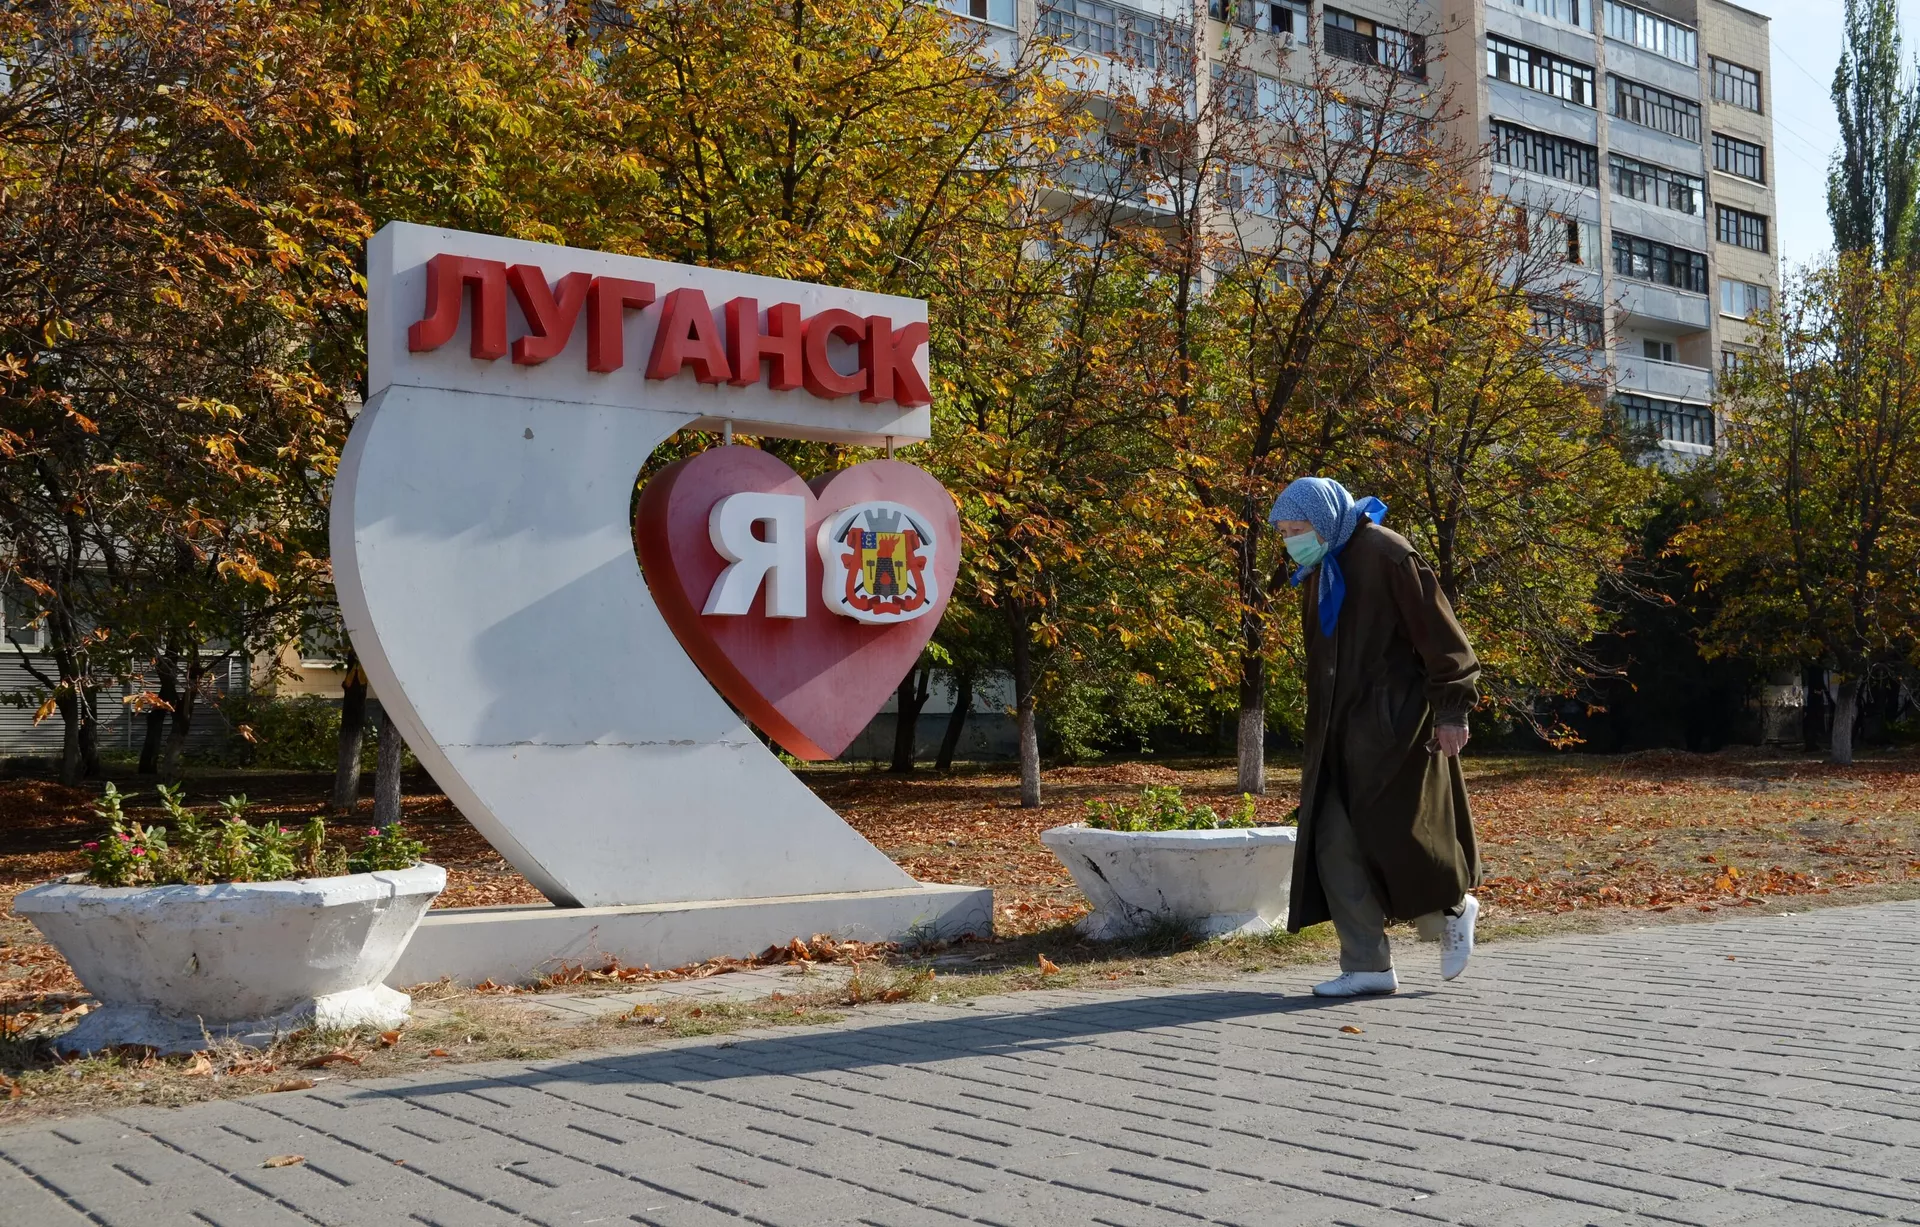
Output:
[634, 446, 960, 760]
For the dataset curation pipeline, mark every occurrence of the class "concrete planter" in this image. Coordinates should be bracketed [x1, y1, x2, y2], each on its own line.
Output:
[1040, 825, 1298, 941]
[14, 864, 445, 1054]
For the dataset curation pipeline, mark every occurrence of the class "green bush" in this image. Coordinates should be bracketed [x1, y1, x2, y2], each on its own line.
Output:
[1084, 785, 1259, 832]
[212, 692, 382, 771]
[80, 783, 425, 887]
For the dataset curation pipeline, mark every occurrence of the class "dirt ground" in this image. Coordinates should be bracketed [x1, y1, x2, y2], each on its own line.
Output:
[5, 746, 1918, 1013]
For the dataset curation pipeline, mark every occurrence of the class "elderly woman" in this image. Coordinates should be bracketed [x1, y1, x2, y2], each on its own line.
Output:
[1269, 477, 1481, 997]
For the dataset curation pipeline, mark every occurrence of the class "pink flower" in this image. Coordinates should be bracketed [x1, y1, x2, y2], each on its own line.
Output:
[83, 841, 98, 850]
[131, 848, 146, 857]
[117, 833, 130, 842]
[367, 828, 379, 836]
[279, 828, 289, 835]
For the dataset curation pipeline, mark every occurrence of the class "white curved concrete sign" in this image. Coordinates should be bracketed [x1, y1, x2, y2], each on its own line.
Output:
[334, 223, 935, 908]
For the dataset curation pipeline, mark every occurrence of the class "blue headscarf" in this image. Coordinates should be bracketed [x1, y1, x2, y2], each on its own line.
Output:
[1267, 477, 1388, 639]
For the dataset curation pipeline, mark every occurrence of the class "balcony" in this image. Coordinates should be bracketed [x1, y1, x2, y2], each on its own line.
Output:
[1614, 352, 1714, 403]
[1615, 279, 1710, 329]
[1324, 22, 1426, 79]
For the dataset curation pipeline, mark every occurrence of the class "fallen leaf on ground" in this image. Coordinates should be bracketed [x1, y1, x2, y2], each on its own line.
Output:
[1037, 954, 1061, 975]
[270, 1078, 317, 1093]
[301, 1051, 363, 1069]
[1340, 1025, 1364, 1035]
[688, 1007, 703, 1018]
[1726, 955, 1737, 961]
[378, 1030, 401, 1048]
[428, 1048, 450, 1057]
[261, 1155, 304, 1168]
[181, 1052, 212, 1077]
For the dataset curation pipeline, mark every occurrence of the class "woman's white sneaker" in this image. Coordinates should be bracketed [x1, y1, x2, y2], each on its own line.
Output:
[1312, 970, 1399, 997]
[1441, 894, 1479, 980]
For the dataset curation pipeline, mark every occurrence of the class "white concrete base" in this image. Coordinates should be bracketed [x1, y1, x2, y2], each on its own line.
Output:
[15, 865, 445, 1055]
[1040, 825, 1298, 941]
[57, 985, 413, 1055]
[387, 883, 994, 987]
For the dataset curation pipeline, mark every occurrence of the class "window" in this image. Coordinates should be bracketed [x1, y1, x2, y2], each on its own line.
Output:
[1711, 57, 1762, 111]
[1618, 393, 1715, 447]
[944, 0, 1016, 26]
[1719, 277, 1772, 319]
[1531, 299, 1604, 346]
[1605, 1, 1696, 66]
[1488, 35, 1595, 107]
[1612, 232, 1709, 292]
[1609, 153, 1702, 214]
[1721, 349, 1751, 374]
[1493, 121, 1598, 186]
[1216, 0, 1310, 37]
[1716, 205, 1768, 251]
[1, 582, 47, 653]
[1712, 132, 1765, 182]
[1222, 163, 1283, 217]
[1496, 0, 1582, 25]
[1610, 76, 1700, 141]
[1642, 338, 1675, 363]
[1563, 215, 1602, 266]
[1326, 9, 1426, 78]
[1038, 0, 1192, 73]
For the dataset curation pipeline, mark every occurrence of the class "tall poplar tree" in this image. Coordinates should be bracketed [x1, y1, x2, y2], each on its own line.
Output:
[1830, 0, 1920, 263]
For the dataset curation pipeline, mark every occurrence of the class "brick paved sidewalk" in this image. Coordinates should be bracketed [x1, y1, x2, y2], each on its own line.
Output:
[4, 902, 1919, 1227]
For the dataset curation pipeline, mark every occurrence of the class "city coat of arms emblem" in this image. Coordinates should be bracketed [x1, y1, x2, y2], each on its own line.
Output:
[820, 501, 939, 624]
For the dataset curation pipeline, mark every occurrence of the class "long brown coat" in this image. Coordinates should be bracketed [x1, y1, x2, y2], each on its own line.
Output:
[1285, 520, 1482, 931]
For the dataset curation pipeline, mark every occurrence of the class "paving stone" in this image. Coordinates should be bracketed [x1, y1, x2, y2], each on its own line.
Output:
[7, 901, 1920, 1226]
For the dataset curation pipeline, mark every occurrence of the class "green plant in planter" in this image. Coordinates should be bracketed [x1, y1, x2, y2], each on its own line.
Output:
[1084, 785, 1263, 832]
[81, 786, 424, 887]
[348, 824, 427, 873]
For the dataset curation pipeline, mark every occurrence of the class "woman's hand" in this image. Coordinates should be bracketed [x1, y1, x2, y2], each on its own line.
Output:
[1435, 724, 1469, 757]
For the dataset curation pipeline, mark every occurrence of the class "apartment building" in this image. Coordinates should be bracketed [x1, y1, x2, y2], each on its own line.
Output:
[953, 0, 1780, 460]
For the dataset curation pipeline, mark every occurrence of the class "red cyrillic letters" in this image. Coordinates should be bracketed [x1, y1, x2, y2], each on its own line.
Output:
[507, 267, 591, 365]
[408, 254, 509, 359]
[801, 309, 868, 399]
[647, 288, 732, 384]
[860, 318, 931, 407]
[407, 253, 930, 408]
[725, 298, 803, 391]
[587, 277, 656, 373]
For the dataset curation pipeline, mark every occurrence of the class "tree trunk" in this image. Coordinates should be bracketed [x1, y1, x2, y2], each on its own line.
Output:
[373, 704, 404, 829]
[78, 684, 102, 779]
[54, 685, 82, 787]
[1235, 518, 1268, 794]
[889, 661, 932, 774]
[332, 659, 369, 816]
[160, 656, 201, 779]
[936, 668, 973, 772]
[139, 655, 179, 775]
[1830, 676, 1861, 765]
[1802, 664, 1827, 752]
[1007, 603, 1040, 808]
[1237, 650, 1267, 796]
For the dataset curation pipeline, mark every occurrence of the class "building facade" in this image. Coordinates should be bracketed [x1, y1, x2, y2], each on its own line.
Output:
[955, 0, 1781, 460]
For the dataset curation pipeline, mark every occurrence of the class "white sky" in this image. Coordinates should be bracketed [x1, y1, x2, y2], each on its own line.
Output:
[1736, 1, 1883, 270]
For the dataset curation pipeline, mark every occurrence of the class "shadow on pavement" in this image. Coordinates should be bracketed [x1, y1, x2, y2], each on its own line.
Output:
[358, 985, 1378, 1098]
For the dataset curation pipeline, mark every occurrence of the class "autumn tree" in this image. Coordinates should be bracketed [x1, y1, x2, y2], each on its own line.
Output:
[1680, 255, 1920, 764]
[1172, 32, 1496, 793]
[0, 1, 350, 783]
[1361, 201, 1655, 731]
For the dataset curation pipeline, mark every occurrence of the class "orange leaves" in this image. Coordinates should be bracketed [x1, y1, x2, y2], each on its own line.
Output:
[1037, 954, 1061, 976]
[261, 1155, 305, 1168]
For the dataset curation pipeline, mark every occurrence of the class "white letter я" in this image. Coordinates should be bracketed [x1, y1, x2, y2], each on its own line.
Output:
[703, 492, 808, 618]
